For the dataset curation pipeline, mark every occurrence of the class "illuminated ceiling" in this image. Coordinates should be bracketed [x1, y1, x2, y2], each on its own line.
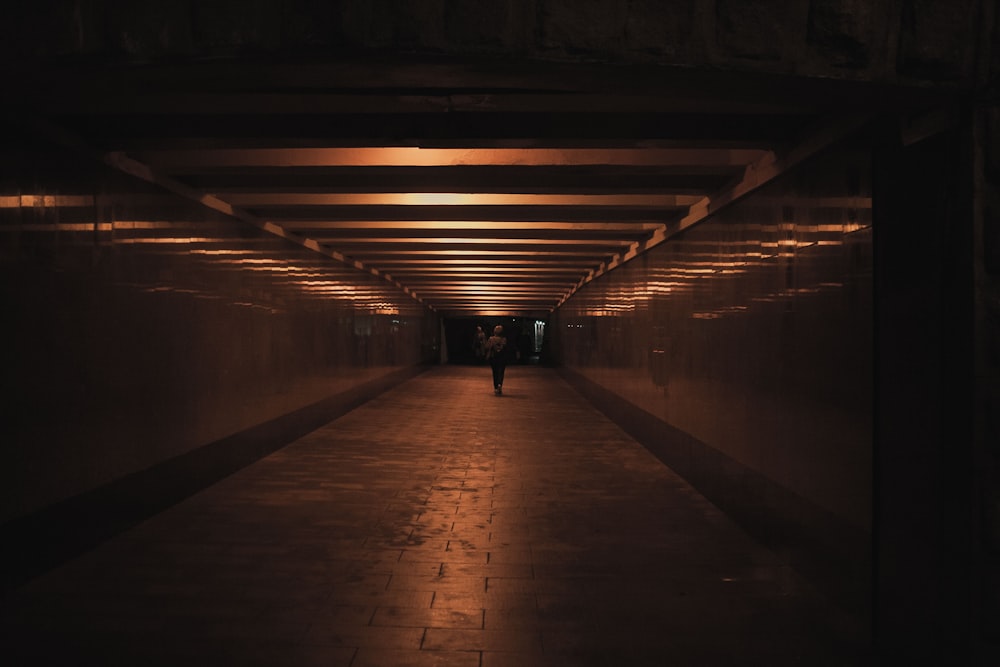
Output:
[19, 57, 936, 317]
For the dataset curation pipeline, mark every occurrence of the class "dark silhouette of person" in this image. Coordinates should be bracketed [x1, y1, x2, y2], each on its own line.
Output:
[484, 324, 512, 395]
[473, 325, 487, 362]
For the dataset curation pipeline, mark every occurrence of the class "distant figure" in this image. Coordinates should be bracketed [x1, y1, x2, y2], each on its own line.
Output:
[473, 325, 487, 362]
[484, 324, 511, 395]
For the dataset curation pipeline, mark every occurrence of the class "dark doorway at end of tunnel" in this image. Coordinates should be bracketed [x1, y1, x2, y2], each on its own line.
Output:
[443, 316, 550, 366]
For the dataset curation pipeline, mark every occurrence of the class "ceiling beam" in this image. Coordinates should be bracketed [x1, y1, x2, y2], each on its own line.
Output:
[556, 111, 874, 307]
[224, 193, 704, 207]
[271, 220, 667, 231]
[139, 147, 771, 169]
[19, 117, 435, 310]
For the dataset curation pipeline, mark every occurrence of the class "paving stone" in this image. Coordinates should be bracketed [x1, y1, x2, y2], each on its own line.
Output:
[370, 606, 483, 629]
[423, 627, 543, 653]
[352, 647, 480, 667]
[0, 366, 866, 665]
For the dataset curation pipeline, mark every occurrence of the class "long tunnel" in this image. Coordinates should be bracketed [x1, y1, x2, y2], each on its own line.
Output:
[2, 2, 998, 665]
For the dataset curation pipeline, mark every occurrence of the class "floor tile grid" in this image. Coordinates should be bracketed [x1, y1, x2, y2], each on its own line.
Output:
[1, 365, 861, 666]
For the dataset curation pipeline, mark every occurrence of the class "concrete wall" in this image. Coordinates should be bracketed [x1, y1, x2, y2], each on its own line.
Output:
[0, 130, 438, 526]
[3, 0, 988, 89]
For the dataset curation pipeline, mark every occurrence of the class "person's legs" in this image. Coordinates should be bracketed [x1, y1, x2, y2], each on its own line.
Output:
[496, 363, 506, 394]
[490, 361, 501, 393]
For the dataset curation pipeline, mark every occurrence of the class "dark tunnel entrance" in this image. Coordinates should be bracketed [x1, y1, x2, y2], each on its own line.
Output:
[442, 316, 548, 366]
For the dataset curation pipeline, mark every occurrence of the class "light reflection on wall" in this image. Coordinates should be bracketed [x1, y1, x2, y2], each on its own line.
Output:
[0, 151, 435, 523]
[553, 147, 873, 533]
[0, 203, 424, 314]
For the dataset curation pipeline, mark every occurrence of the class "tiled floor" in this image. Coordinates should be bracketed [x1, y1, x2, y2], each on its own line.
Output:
[0, 365, 870, 666]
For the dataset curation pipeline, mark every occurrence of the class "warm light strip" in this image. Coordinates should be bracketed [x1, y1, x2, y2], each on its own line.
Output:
[418, 288, 563, 294]
[114, 220, 191, 229]
[273, 220, 666, 231]
[114, 237, 222, 244]
[407, 292, 571, 299]
[190, 249, 272, 255]
[392, 268, 583, 274]
[229, 193, 702, 207]
[147, 147, 769, 168]
[0, 194, 94, 208]
[467, 310, 530, 315]
[408, 284, 569, 290]
[315, 237, 631, 246]
[12, 220, 250, 234]
[345, 249, 607, 256]
[209, 258, 286, 265]
[16, 223, 111, 232]
[425, 297, 558, 302]
[356, 257, 591, 264]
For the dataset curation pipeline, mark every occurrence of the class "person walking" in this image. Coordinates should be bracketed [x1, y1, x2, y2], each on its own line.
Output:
[484, 324, 511, 395]
[472, 325, 487, 363]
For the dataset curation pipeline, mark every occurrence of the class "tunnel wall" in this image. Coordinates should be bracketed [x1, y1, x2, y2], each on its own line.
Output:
[551, 141, 872, 611]
[0, 135, 438, 527]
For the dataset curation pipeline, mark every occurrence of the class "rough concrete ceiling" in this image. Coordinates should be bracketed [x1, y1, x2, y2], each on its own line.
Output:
[14, 55, 944, 317]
